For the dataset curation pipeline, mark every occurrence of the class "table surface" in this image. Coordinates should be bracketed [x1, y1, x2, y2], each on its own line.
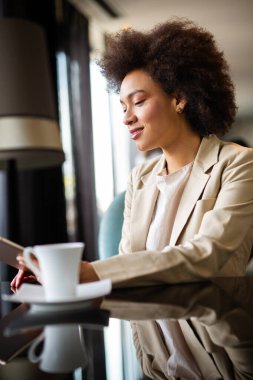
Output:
[1, 276, 253, 380]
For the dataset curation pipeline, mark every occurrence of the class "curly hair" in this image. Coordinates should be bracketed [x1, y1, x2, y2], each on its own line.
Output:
[97, 19, 237, 137]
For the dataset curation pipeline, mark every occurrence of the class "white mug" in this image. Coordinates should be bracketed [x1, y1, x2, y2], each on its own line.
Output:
[23, 242, 84, 301]
[28, 325, 87, 373]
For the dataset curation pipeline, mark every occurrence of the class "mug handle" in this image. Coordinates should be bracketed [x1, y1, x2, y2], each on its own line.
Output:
[28, 332, 44, 363]
[23, 247, 41, 278]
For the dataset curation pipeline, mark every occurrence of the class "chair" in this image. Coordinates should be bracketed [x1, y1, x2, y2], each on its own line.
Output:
[98, 191, 125, 260]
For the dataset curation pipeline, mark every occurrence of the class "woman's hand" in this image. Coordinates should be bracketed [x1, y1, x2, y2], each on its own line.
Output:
[79, 261, 100, 283]
[10, 269, 38, 292]
[79, 261, 103, 307]
[10, 254, 40, 292]
[11, 259, 99, 295]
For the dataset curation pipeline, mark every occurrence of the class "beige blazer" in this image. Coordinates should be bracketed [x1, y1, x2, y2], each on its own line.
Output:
[94, 135, 253, 379]
[93, 135, 253, 286]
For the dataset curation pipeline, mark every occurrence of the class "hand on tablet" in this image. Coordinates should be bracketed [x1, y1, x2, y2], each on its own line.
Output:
[10, 254, 40, 291]
[10, 269, 38, 292]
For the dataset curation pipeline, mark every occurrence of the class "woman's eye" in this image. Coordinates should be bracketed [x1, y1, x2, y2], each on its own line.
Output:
[134, 99, 144, 106]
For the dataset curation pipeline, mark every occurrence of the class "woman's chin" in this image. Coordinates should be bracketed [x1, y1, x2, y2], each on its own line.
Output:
[136, 143, 154, 152]
[135, 141, 149, 151]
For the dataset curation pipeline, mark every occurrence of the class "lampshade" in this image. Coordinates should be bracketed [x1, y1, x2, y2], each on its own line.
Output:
[0, 18, 64, 169]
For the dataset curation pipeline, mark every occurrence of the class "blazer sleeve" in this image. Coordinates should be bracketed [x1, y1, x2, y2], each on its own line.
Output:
[92, 149, 253, 287]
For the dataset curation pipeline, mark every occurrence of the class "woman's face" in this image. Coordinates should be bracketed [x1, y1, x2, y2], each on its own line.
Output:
[120, 69, 187, 152]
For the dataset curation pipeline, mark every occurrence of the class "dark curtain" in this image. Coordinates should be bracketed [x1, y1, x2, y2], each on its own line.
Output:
[55, 0, 98, 261]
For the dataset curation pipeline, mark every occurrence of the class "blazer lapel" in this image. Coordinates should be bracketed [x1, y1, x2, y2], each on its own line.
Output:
[170, 167, 210, 245]
[170, 135, 220, 246]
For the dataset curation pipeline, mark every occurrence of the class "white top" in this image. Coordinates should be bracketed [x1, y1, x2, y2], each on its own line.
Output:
[146, 161, 204, 379]
[146, 161, 193, 250]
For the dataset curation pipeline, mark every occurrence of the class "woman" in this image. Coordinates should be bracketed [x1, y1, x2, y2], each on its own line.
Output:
[11, 18, 253, 379]
[12, 19, 253, 288]
[79, 18, 253, 286]
[86, 20, 253, 379]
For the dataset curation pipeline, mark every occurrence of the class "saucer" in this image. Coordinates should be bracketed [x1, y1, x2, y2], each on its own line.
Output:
[3, 279, 112, 307]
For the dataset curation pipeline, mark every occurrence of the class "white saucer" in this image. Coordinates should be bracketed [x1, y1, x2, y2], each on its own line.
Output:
[3, 279, 112, 306]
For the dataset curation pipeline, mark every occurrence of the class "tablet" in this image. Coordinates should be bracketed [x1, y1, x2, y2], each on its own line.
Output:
[0, 236, 24, 269]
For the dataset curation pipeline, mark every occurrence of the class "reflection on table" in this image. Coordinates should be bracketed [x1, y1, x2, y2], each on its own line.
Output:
[1, 276, 253, 379]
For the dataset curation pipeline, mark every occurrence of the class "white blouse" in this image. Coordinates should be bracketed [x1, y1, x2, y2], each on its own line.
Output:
[146, 161, 193, 251]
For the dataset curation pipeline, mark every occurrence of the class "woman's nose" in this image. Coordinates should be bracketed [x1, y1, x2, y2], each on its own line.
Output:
[123, 109, 137, 126]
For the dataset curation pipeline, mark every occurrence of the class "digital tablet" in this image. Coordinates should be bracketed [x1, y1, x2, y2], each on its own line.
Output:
[0, 236, 24, 269]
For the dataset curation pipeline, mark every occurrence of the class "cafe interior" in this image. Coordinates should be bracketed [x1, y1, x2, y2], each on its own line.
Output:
[0, 0, 253, 379]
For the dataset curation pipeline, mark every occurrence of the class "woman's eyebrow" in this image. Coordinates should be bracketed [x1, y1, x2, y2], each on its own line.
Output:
[120, 89, 146, 103]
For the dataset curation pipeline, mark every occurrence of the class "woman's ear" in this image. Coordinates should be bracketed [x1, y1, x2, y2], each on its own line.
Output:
[175, 96, 187, 114]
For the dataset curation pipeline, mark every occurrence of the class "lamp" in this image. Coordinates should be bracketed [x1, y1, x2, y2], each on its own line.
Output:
[0, 19, 64, 277]
[0, 18, 64, 169]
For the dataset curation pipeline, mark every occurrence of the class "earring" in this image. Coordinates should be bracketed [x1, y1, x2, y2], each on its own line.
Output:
[177, 107, 183, 114]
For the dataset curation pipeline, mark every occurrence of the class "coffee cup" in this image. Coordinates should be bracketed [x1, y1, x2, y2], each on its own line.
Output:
[28, 324, 87, 373]
[23, 242, 84, 301]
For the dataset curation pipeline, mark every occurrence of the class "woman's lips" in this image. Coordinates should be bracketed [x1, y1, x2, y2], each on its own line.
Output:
[130, 127, 144, 140]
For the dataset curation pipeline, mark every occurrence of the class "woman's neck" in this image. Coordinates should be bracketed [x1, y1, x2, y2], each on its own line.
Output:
[163, 133, 201, 174]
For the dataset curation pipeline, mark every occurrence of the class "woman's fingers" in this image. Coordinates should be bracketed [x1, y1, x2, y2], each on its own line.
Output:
[10, 271, 39, 292]
[10, 269, 26, 289]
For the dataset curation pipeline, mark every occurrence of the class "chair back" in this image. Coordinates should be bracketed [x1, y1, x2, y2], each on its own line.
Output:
[98, 191, 126, 259]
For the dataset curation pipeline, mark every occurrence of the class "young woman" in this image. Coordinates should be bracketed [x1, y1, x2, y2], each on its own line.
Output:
[78, 19, 253, 288]
[13, 19, 253, 288]
[11, 18, 253, 379]
[84, 20, 253, 379]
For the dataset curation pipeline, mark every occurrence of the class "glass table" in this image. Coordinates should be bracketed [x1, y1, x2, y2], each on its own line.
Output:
[0, 276, 253, 379]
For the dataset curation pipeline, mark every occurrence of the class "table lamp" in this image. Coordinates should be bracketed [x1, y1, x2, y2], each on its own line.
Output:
[0, 18, 65, 276]
[0, 18, 64, 169]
